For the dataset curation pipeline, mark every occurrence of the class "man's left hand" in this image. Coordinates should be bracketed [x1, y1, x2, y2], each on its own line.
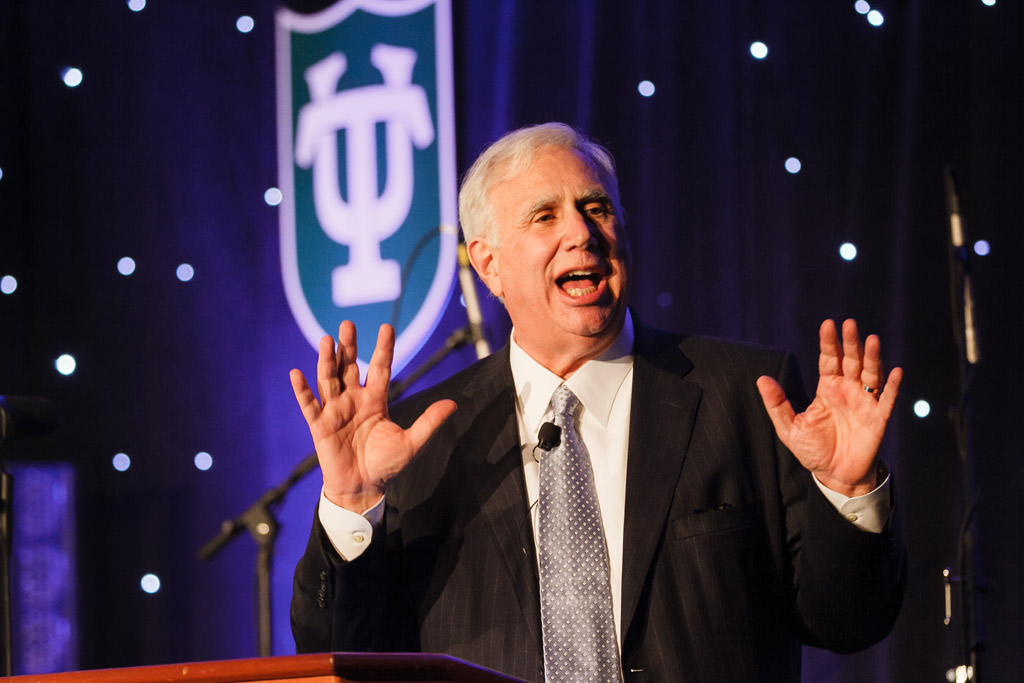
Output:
[756, 318, 902, 497]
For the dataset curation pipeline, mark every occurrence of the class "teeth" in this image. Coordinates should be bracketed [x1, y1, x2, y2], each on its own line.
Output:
[557, 269, 601, 296]
[559, 270, 598, 282]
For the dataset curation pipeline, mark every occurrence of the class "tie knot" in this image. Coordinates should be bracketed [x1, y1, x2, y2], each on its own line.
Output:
[551, 385, 580, 425]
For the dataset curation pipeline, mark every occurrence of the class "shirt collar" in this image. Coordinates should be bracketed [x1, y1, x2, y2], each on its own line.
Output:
[510, 310, 635, 436]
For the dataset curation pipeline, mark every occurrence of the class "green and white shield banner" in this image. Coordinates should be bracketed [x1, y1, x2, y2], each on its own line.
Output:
[276, 0, 457, 374]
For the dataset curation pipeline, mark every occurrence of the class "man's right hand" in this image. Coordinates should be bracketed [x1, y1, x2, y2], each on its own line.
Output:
[290, 321, 458, 512]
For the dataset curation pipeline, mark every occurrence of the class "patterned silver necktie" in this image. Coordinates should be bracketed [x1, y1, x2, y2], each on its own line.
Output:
[538, 385, 623, 683]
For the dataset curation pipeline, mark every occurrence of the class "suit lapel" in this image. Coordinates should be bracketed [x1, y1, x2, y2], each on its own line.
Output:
[620, 325, 702, 638]
[459, 348, 543, 648]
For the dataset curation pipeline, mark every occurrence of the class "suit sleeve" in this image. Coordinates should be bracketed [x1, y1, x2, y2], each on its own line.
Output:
[290, 385, 452, 655]
[290, 502, 414, 653]
[774, 351, 907, 652]
[796, 478, 906, 651]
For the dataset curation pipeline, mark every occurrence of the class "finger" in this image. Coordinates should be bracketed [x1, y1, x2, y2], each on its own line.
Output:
[315, 335, 341, 400]
[366, 324, 396, 392]
[756, 376, 795, 443]
[818, 319, 841, 377]
[337, 320, 362, 388]
[877, 366, 903, 416]
[405, 399, 458, 453]
[841, 319, 864, 379]
[290, 368, 322, 425]
[861, 333, 884, 392]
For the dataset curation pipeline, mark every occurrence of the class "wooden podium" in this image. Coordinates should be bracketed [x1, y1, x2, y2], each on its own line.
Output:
[3, 652, 529, 683]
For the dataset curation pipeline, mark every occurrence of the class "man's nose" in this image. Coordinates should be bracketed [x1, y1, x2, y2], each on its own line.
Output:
[562, 209, 598, 249]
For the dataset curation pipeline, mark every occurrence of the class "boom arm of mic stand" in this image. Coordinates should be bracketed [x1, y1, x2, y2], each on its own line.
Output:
[388, 326, 472, 403]
[198, 452, 319, 560]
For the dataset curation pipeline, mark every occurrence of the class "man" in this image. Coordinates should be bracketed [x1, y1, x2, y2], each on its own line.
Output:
[289, 123, 905, 682]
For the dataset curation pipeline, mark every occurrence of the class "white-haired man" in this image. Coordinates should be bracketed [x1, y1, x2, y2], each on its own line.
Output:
[290, 123, 905, 682]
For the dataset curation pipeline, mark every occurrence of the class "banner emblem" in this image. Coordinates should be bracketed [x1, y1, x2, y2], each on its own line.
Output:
[277, 0, 456, 374]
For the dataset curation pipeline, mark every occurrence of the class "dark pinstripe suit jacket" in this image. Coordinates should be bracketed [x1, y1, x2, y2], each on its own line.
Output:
[291, 322, 905, 682]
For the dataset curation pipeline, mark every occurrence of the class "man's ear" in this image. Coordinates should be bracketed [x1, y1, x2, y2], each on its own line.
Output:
[467, 236, 502, 299]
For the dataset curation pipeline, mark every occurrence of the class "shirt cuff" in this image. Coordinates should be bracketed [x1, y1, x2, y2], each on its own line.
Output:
[317, 488, 385, 561]
[813, 466, 892, 534]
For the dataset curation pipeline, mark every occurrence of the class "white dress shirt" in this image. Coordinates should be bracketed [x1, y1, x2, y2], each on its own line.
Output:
[510, 313, 635, 642]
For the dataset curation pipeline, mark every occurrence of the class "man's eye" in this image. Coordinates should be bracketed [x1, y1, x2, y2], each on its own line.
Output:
[536, 212, 555, 223]
[586, 205, 611, 219]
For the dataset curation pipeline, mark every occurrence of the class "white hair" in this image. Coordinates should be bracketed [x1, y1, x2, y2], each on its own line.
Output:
[457, 122, 622, 244]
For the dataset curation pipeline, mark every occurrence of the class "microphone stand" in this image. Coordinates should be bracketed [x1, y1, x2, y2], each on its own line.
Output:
[942, 167, 986, 683]
[198, 452, 319, 657]
[198, 239, 492, 656]
[390, 239, 492, 400]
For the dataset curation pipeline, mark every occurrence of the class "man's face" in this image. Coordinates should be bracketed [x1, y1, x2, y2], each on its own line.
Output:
[468, 145, 630, 373]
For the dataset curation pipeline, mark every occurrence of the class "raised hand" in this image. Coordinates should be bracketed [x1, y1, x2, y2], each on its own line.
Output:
[290, 321, 457, 512]
[756, 319, 902, 497]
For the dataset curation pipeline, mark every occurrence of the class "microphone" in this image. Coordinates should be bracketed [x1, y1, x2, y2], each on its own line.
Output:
[944, 167, 980, 365]
[945, 166, 964, 249]
[0, 395, 58, 442]
[532, 422, 561, 462]
[537, 422, 561, 451]
[457, 241, 491, 360]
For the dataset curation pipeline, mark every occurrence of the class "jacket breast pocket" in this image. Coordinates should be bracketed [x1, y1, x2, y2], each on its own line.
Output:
[671, 501, 762, 540]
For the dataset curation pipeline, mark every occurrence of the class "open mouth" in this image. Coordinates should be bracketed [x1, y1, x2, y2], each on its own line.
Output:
[556, 270, 603, 297]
